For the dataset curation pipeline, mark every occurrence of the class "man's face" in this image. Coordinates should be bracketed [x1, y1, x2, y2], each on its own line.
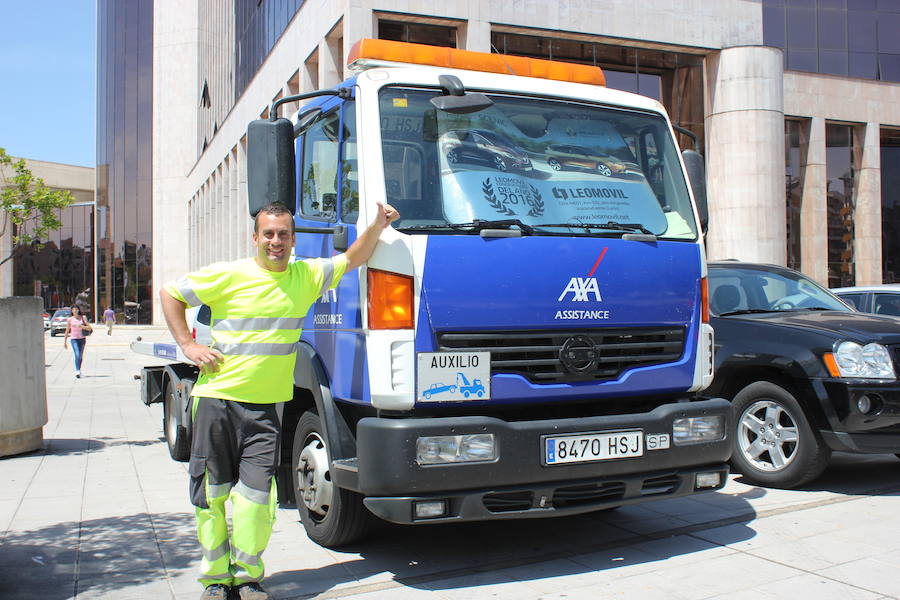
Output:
[253, 212, 295, 271]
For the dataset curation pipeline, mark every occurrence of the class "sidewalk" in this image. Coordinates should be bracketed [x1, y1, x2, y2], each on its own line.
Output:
[1, 325, 899, 599]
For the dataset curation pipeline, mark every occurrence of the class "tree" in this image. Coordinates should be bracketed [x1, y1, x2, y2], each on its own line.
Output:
[0, 147, 74, 267]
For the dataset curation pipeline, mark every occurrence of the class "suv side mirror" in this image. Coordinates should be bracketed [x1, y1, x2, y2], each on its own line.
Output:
[681, 149, 708, 233]
[247, 118, 296, 217]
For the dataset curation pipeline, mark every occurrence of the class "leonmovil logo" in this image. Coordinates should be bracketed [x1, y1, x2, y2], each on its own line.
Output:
[558, 247, 607, 302]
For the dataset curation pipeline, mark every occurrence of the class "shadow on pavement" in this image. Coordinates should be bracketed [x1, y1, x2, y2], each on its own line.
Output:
[0, 512, 196, 600]
[267, 492, 758, 599]
[732, 452, 900, 495]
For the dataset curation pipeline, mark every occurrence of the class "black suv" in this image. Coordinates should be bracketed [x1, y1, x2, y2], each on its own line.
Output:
[706, 261, 900, 488]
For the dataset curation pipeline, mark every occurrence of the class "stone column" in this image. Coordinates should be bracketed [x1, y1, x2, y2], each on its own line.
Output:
[461, 20, 492, 52]
[0, 297, 47, 456]
[854, 122, 882, 285]
[801, 117, 828, 286]
[704, 46, 786, 264]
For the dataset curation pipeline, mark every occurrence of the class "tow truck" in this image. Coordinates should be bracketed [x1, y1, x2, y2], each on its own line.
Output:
[135, 39, 731, 547]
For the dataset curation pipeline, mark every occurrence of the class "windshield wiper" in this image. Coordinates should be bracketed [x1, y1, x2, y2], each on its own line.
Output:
[396, 219, 534, 235]
[717, 308, 794, 317]
[534, 221, 655, 235]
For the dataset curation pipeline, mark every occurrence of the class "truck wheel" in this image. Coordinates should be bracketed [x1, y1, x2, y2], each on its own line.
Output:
[164, 382, 190, 462]
[730, 381, 830, 488]
[292, 410, 370, 547]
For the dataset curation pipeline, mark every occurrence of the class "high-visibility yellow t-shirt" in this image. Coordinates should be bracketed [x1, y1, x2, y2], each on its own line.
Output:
[163, 256, 348, 404]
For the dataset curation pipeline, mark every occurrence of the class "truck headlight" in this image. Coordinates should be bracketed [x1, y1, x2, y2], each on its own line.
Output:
[672, 416, 725, 446]
[827, 341, 896, 380]
[416, 434, 497, 465]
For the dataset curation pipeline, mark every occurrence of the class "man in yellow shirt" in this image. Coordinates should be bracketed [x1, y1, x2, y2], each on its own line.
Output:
[160, 201, 399, 600]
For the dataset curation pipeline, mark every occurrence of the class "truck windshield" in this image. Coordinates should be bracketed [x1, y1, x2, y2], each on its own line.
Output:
[378, 87, 698, 239]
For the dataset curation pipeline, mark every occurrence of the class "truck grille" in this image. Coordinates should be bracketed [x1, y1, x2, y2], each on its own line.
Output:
[437, 327, 685, 383]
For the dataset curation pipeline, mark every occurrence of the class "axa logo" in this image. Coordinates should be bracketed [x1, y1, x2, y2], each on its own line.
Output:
[558, 247, 608, 303]
[558, 277, 602, 302]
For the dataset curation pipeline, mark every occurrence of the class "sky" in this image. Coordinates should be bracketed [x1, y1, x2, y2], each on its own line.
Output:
[0, 2, 97, 167]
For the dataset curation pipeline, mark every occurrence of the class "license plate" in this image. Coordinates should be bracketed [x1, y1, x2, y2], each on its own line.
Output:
[544, 430, 643, 465]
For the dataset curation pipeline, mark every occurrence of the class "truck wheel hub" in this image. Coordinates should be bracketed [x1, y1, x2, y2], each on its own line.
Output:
[297, 433, 333, 516]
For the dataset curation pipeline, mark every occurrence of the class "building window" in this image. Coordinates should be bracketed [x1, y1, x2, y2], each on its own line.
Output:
[826, 123, 856, 288]
[490, 32, 704, 153]
[785, 119, 806, 272]
[378, 20, 456, 47]
[881, 128, 900, 282]
[762, 0, 900, 83]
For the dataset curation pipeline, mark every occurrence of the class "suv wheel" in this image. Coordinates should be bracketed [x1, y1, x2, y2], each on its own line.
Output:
[730, 381, 830, 488]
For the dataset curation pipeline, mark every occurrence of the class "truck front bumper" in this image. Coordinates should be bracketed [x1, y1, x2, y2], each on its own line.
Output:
[344, 398, 732, 524]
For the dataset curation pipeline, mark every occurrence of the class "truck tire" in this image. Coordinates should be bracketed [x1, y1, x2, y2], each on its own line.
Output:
[730, 381, 830, 488]
[164, 381, 191, 462]
[292, 410, 370, 547]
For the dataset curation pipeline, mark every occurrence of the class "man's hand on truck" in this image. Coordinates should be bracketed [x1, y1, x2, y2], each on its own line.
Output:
[344, 201, 400, 270]
[182, 343, 225, 374]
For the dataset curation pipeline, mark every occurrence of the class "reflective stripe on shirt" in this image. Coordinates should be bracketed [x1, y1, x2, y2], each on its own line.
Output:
[211, 317, 305, 332]
[319, 258, 335, 297]
[211, 342, 298, 356]
[174, 275, 203, 306]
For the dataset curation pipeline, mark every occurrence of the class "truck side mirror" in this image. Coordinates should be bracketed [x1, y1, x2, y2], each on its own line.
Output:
[247, 118, 296, 217]
[682, 149, 708, 233]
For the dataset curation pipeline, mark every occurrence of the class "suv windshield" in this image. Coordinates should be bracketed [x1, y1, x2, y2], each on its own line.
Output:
[709, 266, 851, 316]
[378, 87, 698, 239]
[52, 309, 72, 319]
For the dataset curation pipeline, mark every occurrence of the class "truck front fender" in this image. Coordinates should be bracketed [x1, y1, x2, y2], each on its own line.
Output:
[294, 341, 357, 461]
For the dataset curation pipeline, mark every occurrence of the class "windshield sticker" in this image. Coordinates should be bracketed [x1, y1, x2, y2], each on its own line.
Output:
[443, 172, 667, 232]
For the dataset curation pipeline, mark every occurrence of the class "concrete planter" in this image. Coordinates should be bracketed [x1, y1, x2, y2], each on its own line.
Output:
[0, 297, 48, 456]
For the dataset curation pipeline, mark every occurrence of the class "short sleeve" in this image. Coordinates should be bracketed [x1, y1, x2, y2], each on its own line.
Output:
[304, 255, 349, 298]
[163, 262, 233, 307]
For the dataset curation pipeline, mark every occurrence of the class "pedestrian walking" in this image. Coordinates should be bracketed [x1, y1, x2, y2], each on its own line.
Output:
[159, 201, 399, 600]
[103, 306, 116, 335]
[63, 305, 92, 378]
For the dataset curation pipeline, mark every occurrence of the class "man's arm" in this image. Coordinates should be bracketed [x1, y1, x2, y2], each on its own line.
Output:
[343, 202, 399, 270]
[159, 288, 224, 374]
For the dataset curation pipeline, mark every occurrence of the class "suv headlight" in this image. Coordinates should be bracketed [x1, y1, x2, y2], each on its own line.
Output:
[827, 341, 896, 380]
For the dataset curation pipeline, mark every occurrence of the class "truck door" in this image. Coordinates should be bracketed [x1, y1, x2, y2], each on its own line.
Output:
[294, 99, 364, 402]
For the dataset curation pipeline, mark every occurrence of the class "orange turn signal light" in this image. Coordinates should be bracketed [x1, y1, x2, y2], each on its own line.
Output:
[347, 38, 606, 86]
[700, 277, 709, 324]
[823, 352, 841, 377]
[367, 269, 414, 330]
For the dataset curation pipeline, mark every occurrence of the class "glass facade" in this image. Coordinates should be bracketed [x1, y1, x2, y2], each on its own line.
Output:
[785, 119, 806, 272]
[13, 196, 94, 317]
[235, 0, 306, 107]
[825, 123, 855, 288]
[881, 128, 900, 282]
[763, 0, 900, 82]
[489, 33, 705, 152]
[97, 0, 154, 323]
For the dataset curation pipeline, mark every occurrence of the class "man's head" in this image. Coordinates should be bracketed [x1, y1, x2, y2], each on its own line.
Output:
[253, 203, 295, 272]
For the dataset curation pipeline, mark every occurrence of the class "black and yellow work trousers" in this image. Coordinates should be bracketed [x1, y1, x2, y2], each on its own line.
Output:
[189, 397, 281, 587]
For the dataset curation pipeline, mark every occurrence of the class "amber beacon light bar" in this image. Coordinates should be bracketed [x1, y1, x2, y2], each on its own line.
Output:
[347, 38, 606, 86]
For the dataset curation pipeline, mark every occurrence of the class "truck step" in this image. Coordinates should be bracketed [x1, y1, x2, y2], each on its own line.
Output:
[331, 458, 359, 491]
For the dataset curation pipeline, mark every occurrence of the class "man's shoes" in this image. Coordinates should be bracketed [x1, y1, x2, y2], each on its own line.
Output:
[75, 371, 81, 379]
[200, 583, 230, 600]
[234, 582, 272, 600]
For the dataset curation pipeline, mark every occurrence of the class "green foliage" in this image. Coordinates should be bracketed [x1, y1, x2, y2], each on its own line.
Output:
[0, 147, 74, 266]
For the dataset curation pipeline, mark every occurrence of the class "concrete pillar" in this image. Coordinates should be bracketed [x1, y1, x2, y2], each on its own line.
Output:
[152, 0, 199, 324]
[0, 225, 12, 296]
[0, 297, 47, 456]
[801, 117, 828, 286]
[854, 122, 882, 285]
[704, 46, 785, 264]
[342, 4, 374, 64]
[461, 20, 491, 52]
[319, 35, 342, 89]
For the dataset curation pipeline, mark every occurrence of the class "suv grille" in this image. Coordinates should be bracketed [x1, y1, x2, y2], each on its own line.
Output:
[437, 327, 685, 383]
